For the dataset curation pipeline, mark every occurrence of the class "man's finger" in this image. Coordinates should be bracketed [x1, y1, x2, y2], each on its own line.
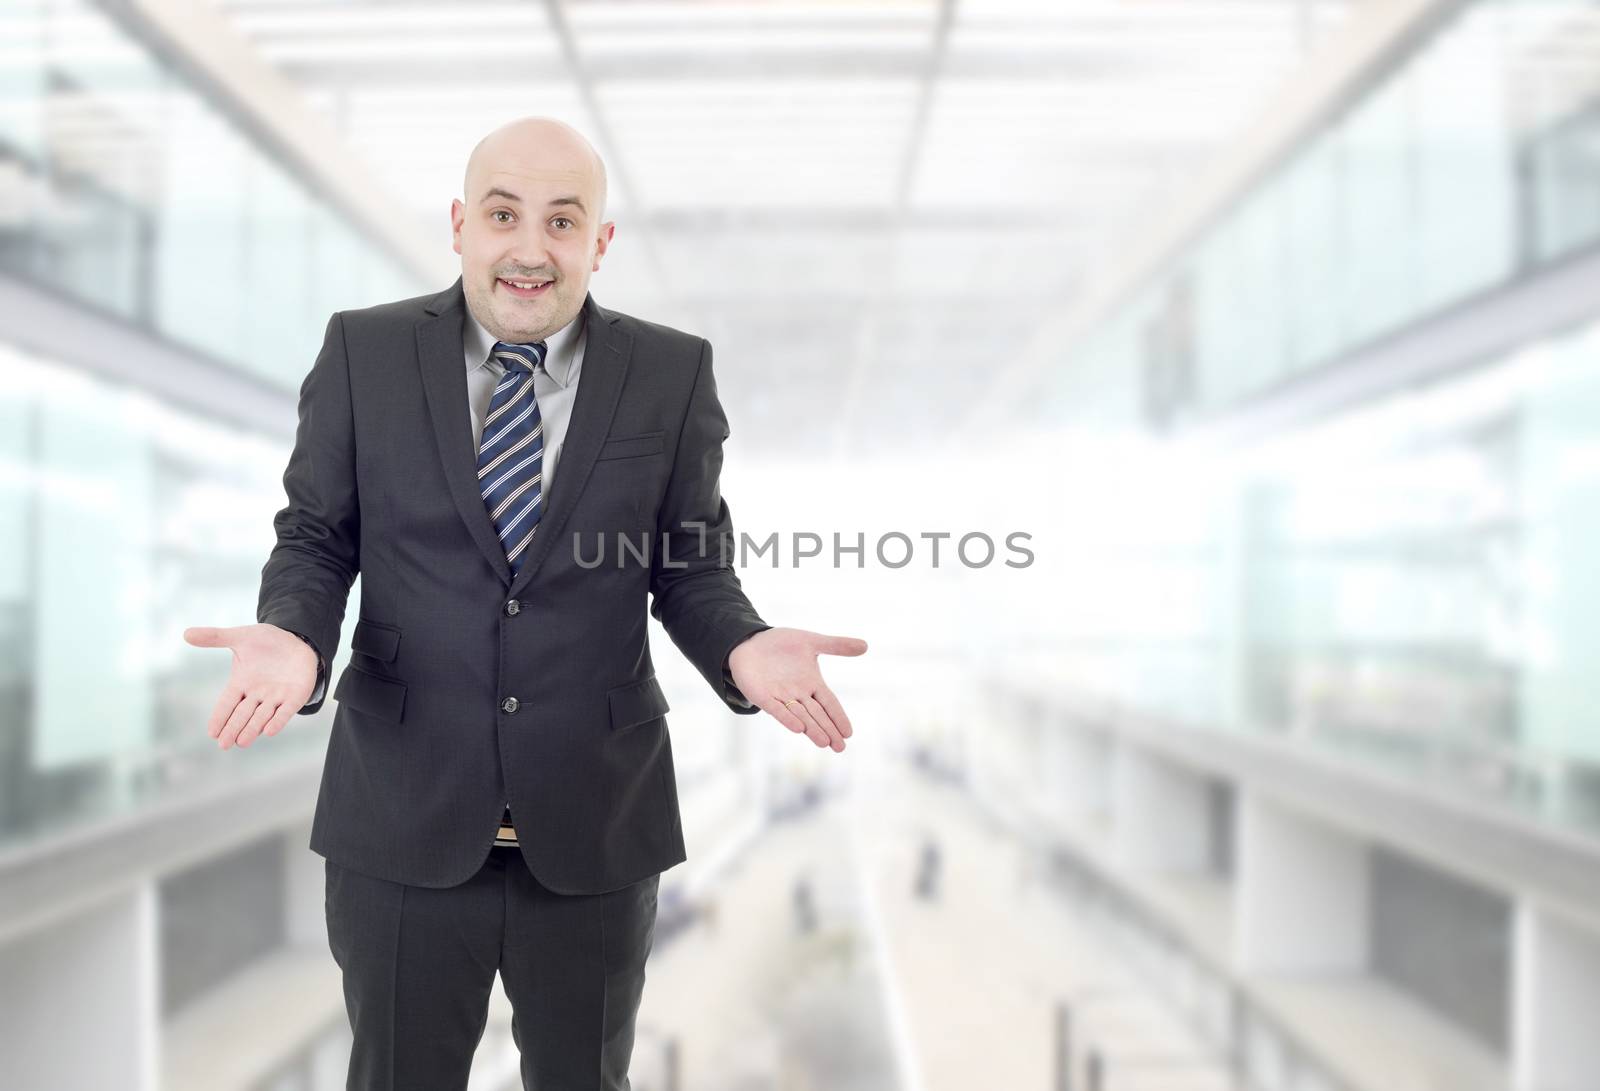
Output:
[783, 698, 830, 749]
[218, 696, 261, 750]
[760, 697, 810, 737]
[813, 683, 853, 739]
[812, 634, 867, 657]
[207, 685, 244, 739]
[184, 625, 236, 649]
[801, 695, 845, 751]
[263, 703, 297, 737]
[236, 700, 280, 748]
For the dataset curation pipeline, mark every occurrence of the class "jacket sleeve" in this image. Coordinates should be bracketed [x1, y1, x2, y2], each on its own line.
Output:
[286, 629, 328, 707]
[256, 312, 360, 716]
[649, 337, 770, 714]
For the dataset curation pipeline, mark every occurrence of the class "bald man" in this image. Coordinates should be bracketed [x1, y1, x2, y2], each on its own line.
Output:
[184, 117, 866, 1089]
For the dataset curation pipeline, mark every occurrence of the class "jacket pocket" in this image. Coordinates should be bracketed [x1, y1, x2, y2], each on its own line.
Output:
[607, 673, 670, 731]
[333, 663, 407, 723]
[596, 431, 665, 461]
[351, 618, 401, 662]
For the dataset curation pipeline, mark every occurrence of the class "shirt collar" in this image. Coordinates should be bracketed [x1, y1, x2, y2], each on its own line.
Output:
[464, 302, 585, 388]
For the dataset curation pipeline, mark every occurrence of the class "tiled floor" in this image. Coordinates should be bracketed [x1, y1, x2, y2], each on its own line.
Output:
[609, 750, 1241, 1091]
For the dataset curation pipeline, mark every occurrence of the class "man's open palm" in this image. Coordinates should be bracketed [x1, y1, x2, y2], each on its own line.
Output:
[727, 626, 867, 752]
[183, 623, 318, 750]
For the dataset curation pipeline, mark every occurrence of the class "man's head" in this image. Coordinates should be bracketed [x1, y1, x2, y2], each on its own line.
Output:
[452, 117, 613, 343]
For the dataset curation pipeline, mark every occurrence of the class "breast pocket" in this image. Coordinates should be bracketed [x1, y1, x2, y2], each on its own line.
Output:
[580, 431, 667, 535]
[596, 431, 665, 461]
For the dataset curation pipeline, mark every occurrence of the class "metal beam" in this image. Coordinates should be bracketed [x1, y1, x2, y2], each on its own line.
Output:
[538, 0, 701, 329]
[831, 0, 958, 456]
[0, 272, 298, 435]
[109, 0, 445, 283]
[268, 49, 1193, 85]
[1178, 240, 1600, 448]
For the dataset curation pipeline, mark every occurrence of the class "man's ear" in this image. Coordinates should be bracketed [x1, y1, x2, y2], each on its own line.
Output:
[450, 199, 464, 255]
[593, 222, 615, 269]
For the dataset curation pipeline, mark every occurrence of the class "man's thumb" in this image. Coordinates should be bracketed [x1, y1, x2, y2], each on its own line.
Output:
[183, 625, 234, 648]
[815, 633, 868, 657]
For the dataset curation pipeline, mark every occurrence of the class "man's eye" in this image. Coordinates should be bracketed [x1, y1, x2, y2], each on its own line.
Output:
[492, 210, 513, 224]
[552, 217, 573, 230]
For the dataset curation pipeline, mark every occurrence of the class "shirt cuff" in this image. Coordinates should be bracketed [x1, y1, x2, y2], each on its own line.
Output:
[288, 630, 327, 708]
[722, 662, 754, 710]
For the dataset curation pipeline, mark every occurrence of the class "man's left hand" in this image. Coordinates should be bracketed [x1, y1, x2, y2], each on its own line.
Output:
[728, 627, 867, 751]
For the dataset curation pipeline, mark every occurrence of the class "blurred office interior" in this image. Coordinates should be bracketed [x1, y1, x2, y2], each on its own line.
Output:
[2, 0, 1600, 1088]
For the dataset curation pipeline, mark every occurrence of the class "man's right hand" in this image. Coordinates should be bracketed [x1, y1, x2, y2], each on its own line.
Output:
[183, 623, 319, 750]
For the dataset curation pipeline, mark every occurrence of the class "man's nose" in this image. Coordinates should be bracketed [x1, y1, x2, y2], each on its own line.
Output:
[508, 227, 554, 269]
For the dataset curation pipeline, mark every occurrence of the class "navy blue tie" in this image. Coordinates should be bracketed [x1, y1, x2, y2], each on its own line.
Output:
[477, 340, 547, 576]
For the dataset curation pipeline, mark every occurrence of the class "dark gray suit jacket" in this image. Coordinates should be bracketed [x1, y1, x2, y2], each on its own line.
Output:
[256, 277, 770, 893]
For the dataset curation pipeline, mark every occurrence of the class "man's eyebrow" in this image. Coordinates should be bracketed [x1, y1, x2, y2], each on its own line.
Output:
[479, 188, 587, 216]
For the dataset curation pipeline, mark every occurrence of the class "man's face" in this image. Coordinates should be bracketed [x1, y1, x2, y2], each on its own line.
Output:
[451, 161, 613, 344]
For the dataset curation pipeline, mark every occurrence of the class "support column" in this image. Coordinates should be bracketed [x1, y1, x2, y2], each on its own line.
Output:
[282, 819, 324, 949]
[0, 881, 160, 1090]
[1111, 745, 1213, 873]
[1513, 902, 1600, 1091]
[1234, 791, 1370, 972]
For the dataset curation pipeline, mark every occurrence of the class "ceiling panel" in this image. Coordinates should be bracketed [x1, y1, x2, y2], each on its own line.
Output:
[208, 0, 1354, 455]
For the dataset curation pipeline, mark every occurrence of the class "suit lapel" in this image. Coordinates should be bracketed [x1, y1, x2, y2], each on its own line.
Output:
[509, 291, 631, 598]
[416, 280, 509, 582]
[415, 276, 633, 592]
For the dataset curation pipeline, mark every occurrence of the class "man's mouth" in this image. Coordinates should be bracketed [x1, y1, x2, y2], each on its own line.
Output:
[498, 277, 552, 298]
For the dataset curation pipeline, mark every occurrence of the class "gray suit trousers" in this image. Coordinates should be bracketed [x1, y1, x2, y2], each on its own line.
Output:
[324, 846, 660, 1090]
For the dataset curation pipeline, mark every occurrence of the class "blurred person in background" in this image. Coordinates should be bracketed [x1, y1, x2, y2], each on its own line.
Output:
[183, 116, 867, 1090]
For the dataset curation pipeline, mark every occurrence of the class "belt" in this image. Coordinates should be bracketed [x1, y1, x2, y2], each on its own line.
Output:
[494, 804, 519, 847]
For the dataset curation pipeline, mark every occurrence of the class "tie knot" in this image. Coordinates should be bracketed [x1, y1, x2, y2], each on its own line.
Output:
[492, 340, 548, 374]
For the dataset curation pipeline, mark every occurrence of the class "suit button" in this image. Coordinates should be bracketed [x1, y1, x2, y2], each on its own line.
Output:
[504, 599, 520, 616]
[501, 696, 519, 714]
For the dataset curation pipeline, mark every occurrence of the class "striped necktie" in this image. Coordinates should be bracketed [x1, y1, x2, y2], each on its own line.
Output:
[477, 340, 548, 576]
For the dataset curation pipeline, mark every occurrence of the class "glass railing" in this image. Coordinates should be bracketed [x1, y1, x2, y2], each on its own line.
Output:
[0, 0, 425, 392]
[0, 341, 364, 855]
[1046, 0, 1600, 427]
[1037, 313, 1600, 839]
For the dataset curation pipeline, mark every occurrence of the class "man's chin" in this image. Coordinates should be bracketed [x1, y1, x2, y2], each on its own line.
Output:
[494, 303, 570, 342]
